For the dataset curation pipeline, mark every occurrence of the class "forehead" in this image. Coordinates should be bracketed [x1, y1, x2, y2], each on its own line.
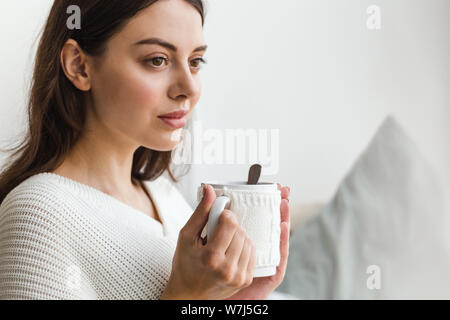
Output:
[114, 0, 205, 51]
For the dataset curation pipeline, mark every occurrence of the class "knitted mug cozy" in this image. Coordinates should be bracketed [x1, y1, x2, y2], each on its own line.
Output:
[197, 184, 281, 276]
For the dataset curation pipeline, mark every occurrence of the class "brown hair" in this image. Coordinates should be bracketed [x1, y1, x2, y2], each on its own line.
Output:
[0, 0, 205, 204]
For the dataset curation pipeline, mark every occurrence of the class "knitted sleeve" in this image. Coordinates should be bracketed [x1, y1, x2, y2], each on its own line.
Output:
[0, 192, 96, 300]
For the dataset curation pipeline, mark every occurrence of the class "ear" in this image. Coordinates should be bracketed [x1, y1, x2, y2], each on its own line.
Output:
[60, 39, 92, 91]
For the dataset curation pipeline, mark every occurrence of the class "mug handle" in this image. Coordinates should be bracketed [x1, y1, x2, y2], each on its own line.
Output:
[207, 196, 231, 240]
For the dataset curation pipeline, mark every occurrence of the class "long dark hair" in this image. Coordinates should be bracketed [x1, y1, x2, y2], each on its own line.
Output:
[0, 0, 205, 204]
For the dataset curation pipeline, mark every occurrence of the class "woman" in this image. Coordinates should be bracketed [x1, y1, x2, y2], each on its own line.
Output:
[0, 0, 291, 299]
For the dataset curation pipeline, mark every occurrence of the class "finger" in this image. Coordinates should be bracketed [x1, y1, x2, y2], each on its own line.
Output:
[184, 184, 216, 239]
[277, 183, 282, 191]
[276, 221, 290, 279]
[207, 210, 239, 254]
[225, 227, 246, 264]
[280, 198, 290, 225]
[237, 238, 253, 282]
[280, 186, 290, 200]
[246, 241, 257, 279]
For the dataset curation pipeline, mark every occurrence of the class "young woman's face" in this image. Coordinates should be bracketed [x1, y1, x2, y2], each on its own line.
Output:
[87, 0, 206, 151]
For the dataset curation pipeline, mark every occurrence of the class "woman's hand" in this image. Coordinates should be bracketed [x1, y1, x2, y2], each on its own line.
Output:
[225, 183, 291, 300]
[161, 184, 256, 300]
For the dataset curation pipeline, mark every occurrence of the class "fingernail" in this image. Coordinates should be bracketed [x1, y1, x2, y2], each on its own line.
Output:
[202, 184, 208, 198]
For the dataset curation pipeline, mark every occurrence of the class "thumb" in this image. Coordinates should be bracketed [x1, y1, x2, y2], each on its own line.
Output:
[185, 184, 216, 238]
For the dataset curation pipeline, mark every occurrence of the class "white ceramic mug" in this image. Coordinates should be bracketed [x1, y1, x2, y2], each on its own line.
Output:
[197, 181, 281, 277]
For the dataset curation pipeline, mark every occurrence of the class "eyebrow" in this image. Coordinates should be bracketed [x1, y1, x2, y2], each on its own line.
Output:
[134, 37, 208, 53]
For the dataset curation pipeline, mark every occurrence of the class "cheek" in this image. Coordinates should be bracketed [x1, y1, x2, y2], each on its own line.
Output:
[92, 65, 165, 126]
[123, 78, 162, 116]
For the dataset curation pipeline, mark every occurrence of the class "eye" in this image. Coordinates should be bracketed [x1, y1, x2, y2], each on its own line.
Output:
[146, 57, 168, 68]
[190, 57, 208, 70]
[144, 56, 207, 70]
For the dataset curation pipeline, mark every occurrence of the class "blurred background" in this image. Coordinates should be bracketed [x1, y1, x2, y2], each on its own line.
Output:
[1, 0, 449, 227]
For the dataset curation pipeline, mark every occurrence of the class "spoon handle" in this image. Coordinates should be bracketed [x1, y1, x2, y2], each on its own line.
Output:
[247, 164, 262, 185]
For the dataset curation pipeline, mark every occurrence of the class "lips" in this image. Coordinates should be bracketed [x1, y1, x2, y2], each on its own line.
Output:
[159, 117, 187, 129]
[158, 110, 188, 129]
[158, 110, 188, 119]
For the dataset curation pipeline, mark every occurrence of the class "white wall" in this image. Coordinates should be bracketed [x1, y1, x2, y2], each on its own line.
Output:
[183, 0, 450, 208]
[0, 0, 50, 164]
[1, 0, 449, 211]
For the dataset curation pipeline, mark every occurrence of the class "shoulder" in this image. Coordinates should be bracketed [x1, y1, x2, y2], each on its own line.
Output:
[0, 173, 92, 299]
[0, 175, 95, 300]
[2, 172, 72, 206]
[0, 173, 81, 229]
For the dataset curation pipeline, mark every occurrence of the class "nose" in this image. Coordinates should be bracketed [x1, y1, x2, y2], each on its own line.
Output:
[168, 64, 200, 102]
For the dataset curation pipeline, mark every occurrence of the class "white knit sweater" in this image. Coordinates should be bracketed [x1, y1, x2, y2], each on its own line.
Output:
[0, 172, 194, 300]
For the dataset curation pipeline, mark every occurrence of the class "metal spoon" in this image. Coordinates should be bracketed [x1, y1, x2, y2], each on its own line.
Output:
[247, 164, 262, 185]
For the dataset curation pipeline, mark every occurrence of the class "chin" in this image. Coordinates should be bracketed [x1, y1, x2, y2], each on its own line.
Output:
[143, 128, 184, 151]
[146, 139, 181, 152]
[155, 145, 177, 152]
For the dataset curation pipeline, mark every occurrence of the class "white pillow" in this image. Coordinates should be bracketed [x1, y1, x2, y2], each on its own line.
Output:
[277, 116, 450, 299]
